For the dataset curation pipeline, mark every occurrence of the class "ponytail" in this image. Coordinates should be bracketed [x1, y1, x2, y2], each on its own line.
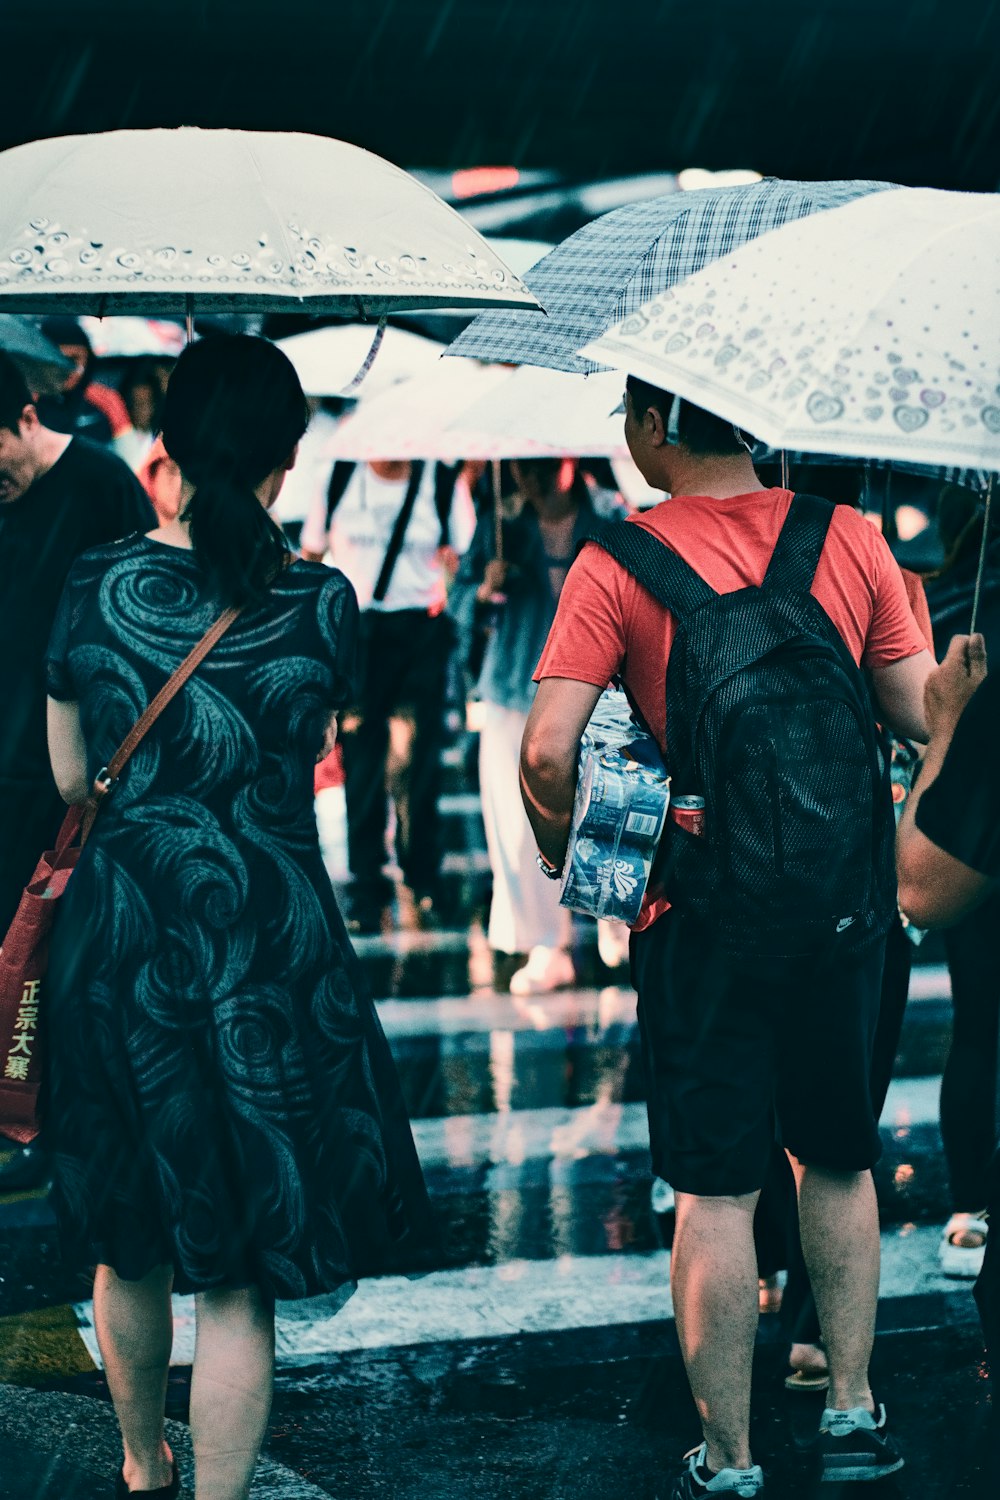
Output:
[161, 334, 309, 609]
[182, 470, 290, 609]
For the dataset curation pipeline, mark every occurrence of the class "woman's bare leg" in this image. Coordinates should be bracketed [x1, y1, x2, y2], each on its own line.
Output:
[93, 1262, 175, 1491]
[190, 1285, 275, 1500]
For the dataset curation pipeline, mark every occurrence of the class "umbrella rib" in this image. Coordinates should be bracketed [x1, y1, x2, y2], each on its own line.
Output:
[246, 138, 305, 300]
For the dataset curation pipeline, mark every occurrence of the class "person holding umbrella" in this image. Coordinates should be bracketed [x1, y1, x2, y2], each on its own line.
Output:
[451, 457, 624, 991]
[42, 336, 436, 1499]
[521, 381, 937, 1495]
[896, 633, 999, 1378]
[36, 315, 131, 446]
[922, 487, 1000, 1280]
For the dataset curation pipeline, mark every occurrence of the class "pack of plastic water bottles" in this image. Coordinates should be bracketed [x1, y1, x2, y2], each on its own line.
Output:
[559, 688, 670, 925]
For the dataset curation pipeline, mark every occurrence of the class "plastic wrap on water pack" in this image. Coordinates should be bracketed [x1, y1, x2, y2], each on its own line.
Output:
[559, 688, 670, 925]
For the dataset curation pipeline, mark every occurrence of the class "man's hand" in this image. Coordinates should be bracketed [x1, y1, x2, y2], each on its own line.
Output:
[476, 559, 510, 603]
[436, 544, 460, 579]
[924, 633, 987, 736]
[897, 631, 993, 928]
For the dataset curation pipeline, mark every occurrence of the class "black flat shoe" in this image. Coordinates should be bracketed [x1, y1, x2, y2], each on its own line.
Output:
[115, 1460, 179, 1497]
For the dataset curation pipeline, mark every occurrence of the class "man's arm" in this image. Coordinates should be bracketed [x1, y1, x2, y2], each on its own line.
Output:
[897, 634, 994, 927]
[520, 678, 603, 869]
[869, 649, 935, 744]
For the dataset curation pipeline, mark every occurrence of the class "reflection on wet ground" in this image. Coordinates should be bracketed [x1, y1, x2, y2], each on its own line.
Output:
[0, 932, 992, 1498]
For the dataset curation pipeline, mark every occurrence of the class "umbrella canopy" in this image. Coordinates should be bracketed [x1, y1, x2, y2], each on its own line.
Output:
[325, 361, 629, 462]
[0, 314, 72, 392]
[277, 324, 445, 399]
[582, 187, 1000, 472]
[79, 316, 187, 359]
[0, 129, 541, 318]
[751, 445, 988, 493]
[447, 178, 893, 375]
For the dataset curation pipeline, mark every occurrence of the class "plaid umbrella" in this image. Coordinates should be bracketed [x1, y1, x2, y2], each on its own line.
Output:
[448, 178, 894, 375]
[752, 444, 987, 493]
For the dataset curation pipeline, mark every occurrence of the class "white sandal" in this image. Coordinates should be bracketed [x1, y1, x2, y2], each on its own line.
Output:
[940, 1211, 989, 1279]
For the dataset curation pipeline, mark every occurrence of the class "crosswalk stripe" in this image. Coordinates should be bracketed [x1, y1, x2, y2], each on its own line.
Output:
[374, 974, 949, 1040]
[907, 964, 950, 1000]
[409, 1076, 941, 1172]
[70, 1223, 968, 1369]
[376, 987, 636, 1037]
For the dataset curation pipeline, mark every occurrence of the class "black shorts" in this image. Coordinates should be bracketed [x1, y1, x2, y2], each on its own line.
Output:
[631, 909, 885, 1197]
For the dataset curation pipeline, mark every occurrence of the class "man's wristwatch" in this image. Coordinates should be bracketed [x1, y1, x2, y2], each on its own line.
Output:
[536, 851, 563, 881]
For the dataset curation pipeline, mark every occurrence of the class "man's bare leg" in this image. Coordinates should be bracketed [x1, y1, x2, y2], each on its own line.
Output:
[791, 1158, 879, 1412]
[670, 1190, 761, 1473]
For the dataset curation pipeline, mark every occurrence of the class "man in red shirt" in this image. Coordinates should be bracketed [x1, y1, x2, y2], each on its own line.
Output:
[521, 379, 936, 1498]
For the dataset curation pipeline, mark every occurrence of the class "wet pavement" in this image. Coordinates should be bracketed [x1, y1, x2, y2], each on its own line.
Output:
[4, 1308, 994, 1499]
[0, 781, 994, 1497]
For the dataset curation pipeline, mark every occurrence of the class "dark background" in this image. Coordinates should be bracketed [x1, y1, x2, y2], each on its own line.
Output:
[4, 0, 1000, 190]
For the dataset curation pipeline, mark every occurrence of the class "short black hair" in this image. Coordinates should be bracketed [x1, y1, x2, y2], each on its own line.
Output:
[0, 350, 32, 434]
[626, 375, 749, 457]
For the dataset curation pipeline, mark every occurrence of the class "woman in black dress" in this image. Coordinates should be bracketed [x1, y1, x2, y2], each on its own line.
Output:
[44, 336, 436, 1499]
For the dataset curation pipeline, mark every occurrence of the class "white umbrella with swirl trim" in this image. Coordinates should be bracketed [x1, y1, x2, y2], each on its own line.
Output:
[0, 129, 541, 319]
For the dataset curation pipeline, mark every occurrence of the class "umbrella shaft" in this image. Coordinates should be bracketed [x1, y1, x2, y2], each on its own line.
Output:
[970, 474, 995, 635]
[492, 459, 504, 561]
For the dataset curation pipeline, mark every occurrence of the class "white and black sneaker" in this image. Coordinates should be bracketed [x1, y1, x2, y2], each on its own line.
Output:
[815, 1401, 904, 1483]
[665, 1444, 764, 1498]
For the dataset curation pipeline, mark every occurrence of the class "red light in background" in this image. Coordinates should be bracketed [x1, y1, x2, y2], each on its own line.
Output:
[451, 167, 522, 199]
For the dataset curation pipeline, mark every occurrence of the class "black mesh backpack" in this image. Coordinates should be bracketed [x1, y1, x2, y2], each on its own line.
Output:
[589, 494, 897, 964]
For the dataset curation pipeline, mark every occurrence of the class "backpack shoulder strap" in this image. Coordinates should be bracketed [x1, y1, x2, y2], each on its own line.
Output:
[433, 462, 460, 547]
[325, 462, 357, 528]
[371, 461, 425, 604]
[583, 520, 717, 621]
[763, 492, 836, 592]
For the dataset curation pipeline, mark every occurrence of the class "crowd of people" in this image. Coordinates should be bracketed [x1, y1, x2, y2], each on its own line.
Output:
[0, 318, 997, 1498]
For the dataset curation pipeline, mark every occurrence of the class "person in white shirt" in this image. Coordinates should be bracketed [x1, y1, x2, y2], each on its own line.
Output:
[302, 459, 475, 931]
[271, 398, 344, 546]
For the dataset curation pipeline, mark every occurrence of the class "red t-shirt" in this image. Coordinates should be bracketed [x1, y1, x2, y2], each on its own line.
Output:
[534, 488, 930, 930]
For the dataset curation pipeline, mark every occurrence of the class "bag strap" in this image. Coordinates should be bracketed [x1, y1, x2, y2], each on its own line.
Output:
[325, 461, 356, 529]
[763, 492, 836, 592]
[582, 521, 717, 621]
[434, 462, 460, 547]
[86, 601, 243, 830]
[372, 461, 425, 604]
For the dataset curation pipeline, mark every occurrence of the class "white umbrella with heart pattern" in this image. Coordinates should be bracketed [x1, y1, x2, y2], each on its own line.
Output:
[582, 187, 1000, 473]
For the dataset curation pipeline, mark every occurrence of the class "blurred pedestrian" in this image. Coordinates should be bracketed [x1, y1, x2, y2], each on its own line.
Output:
[521, 381, 935, 1496]
[36, 316, 130, 445]
[271, 396, 345, 549]
[115, 357, 174, 471]
[452, 457, 624, 992]
[0, 350, 152, 1192]
[43, 335, 436, 1500]
[301, 458, 476, 933]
